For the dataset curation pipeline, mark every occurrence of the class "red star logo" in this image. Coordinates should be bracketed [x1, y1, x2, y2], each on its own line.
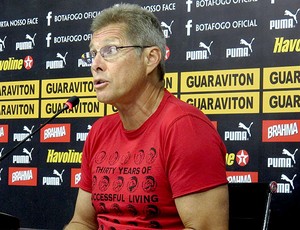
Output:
[236, 149, 249, 166]
[165, 45, 170, 60]
[24, 56, 34, 70]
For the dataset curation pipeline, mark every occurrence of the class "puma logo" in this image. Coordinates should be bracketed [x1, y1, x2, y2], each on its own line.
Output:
[284, 9, 300, 24]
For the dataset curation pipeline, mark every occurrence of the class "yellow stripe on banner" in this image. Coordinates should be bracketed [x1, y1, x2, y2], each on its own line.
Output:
[181, 92, 260, 114]
[181, 68, 260, 92]
[41, 77, 95, 98]
[263, 90, 300, 113]
[263, 66, 300, 89]
[0, 100, 39, 119]
[0, 80, 39, 100]
[41, 97, 104, 118]
[106, 104, 118, 115]
[164, 72, 178, 93]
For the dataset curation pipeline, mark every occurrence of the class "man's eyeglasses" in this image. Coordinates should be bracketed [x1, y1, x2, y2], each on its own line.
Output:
[81, 45, 153, 64]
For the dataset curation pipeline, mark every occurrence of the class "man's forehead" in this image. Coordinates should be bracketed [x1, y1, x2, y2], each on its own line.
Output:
[93, 23, 126, 36]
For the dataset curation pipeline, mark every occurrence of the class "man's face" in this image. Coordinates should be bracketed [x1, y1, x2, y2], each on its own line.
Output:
[89, 23, 148, 107]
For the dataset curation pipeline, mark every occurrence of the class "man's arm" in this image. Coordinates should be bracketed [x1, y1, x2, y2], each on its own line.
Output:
[175, 184, 229, 230]
[64, 188, 98, 230]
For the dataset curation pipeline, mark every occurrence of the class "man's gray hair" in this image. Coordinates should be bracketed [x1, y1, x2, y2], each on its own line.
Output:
[91, 3, 166, 80]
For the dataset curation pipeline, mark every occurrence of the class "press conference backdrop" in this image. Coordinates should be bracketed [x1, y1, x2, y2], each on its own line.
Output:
[0, 0, 299, 229]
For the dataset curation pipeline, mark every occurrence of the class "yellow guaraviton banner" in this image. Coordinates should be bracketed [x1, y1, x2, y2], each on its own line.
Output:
[181, 68, 260, 92]
[164, 72, 178, 93]
[41, 77, 95, 98]
[0, 100, 39, 119]
[0, 80, 39, 100]
[106, 104, 118, 116]
[180, 92, 260, 114]
[263, 90, 300, 113]
[263, 66, 300, 89]
[41, 97, 104, 118]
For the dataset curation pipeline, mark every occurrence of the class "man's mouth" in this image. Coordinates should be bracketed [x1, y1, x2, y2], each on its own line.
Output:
[94, 79, 108, 87]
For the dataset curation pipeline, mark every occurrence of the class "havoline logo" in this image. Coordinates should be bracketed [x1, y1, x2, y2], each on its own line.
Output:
[0, 56, 34, 71]
[273, 37, 300, 53]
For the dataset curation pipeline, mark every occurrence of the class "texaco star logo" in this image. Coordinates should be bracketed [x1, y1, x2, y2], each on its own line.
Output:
[165, 45, 170, 60]
[23, 55, 33, 70]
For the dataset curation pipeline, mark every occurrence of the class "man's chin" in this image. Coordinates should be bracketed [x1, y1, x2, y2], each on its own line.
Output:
[96, 95, 112, 105]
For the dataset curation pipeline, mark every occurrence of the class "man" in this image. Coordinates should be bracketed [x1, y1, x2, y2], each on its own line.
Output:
[65, 3, 229, 230]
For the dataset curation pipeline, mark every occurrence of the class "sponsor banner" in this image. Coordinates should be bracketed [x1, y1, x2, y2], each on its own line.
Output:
[42, 169, 66, 186]
[0, 80, 39, 100]
[263, 90, 300, 113]
[8, 167, 38, 186]
[263, 65, 300, 89]
[0, 17, 38, 28]
[40, 123, 71, 142]
[71, 168, 81, 188]
[41, 77, 95, 98]
[46, 33, 92, 47]
[46, 149, 82, 164]
[12, 147, 34, 164]
[226, 171, 258, 183]
[0, 56, 34, 71]
[0, 100, 39, 119]
[15, 33, 37, 51]
[142, 3, 176, 12]
[262, 120, 300, 142]
[106, 104, 118, 116]
[46, 11, 101, 26]
[273, 37, 300, 53]
[40, 97, 104, 118]
[225, 37, 256, 59]
[190, 0, 259, 8]
[0, 125, 9, 142]
[13, 124, 35, 142]
[181, 92, 259, 114]
[270, 17, 296, 31]
[224, 121, 253, 142]
[181, 68, 260, 92]
[164, 72, 178, 93]
[267, 147, 296, 169]
[189, 19, 258, 35]
[75, 124, 91, 142]
[226, 150, 250, 167]
[276, 173, 297, 194]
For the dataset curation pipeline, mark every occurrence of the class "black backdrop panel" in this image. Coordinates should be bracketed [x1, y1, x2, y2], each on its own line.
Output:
[0, 0, 299, 229]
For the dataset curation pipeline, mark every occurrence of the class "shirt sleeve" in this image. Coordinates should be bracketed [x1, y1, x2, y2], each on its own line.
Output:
[79, 127, 93, 193]
[163, 114, 228, 198]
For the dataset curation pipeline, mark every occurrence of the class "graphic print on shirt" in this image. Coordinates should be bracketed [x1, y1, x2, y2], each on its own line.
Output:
[92, 147, 161, 228]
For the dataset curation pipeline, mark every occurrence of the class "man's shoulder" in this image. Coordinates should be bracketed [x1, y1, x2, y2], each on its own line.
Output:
[161, 91, 214, 128]
[164, 92, 204, 117]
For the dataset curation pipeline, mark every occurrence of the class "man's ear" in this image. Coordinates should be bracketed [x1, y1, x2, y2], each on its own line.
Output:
[145, 46, 162, 74]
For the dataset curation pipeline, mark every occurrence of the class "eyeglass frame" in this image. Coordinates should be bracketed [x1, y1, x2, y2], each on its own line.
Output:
[81, 45, 154, 64]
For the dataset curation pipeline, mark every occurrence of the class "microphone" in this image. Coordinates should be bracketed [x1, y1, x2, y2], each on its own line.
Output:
[0, 96, 80, 162]
[64, 96, 80, 110]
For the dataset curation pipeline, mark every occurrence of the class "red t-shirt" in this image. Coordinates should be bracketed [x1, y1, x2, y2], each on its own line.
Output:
[80, 90, 227, 229]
